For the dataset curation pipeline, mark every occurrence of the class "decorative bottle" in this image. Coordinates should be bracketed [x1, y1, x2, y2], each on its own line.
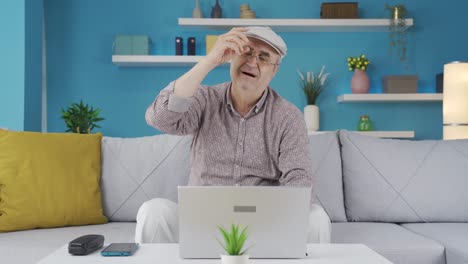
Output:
[211, 0, 222, 18]
[193, 0, 203, 18]
[357, 115, 373, 131]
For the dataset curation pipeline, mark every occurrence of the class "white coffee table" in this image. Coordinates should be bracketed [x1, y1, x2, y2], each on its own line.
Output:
[38, 244, 393, 264]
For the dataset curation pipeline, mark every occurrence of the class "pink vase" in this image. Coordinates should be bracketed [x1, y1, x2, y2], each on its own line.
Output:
[351, 69, 370, 94]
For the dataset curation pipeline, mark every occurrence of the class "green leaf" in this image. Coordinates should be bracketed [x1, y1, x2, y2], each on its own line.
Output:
[218, 226, 231, 248]
[231, 224, 238, 254]
[218, 224, 249, 255]
[216, 238, 229, 253]
[237, 226, 248, 252]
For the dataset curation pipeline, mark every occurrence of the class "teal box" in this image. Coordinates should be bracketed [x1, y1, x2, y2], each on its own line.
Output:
[114, 35, 132, 55]
[113, 35, 151, 55]
[132, 35, 151, 55]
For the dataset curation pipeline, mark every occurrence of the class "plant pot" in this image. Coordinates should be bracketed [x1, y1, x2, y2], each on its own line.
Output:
[392, 7, 400, 19]
[304, 105, 319, 132]
[391, 6, 406, 19]
[221, 254, 249, 264]
[351, 69, 370, 93]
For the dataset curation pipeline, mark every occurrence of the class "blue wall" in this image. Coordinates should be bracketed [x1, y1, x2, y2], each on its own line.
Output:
[24, 0, 43, 131]
[1, 1, 25, 130]
[0, 0, 43, 131]
[44, 0, 468, 139]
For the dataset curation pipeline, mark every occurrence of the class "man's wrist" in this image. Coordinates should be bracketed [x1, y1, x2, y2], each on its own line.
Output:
[198, 56, 219, 71]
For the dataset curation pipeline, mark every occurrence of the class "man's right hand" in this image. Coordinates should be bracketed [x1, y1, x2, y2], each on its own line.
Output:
[203, 27, 250, 67]
[172, 28, 250, 99]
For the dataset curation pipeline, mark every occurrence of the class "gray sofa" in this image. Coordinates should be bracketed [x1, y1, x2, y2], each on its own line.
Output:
[1, 130, 467, 264]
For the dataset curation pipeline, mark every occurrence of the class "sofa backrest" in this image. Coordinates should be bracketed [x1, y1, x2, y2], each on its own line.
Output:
[100, 132, 348, 222]
[308, 132, 347, 222]
[339, 130, 468, 222]
[100, 135, 192, 221]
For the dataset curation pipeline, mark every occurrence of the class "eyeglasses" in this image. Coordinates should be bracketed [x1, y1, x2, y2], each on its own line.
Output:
[241, 49, 280, 66]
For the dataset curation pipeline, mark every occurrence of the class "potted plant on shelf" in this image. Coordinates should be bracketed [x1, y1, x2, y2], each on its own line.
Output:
[61, 100, 105, 134]
[347, 54, 371, 93]
[217, 224, 250, 264]
[297, 66, 330, 132]
[385, 4, 409, 62]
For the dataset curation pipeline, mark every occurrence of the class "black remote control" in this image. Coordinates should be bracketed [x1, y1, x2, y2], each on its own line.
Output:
[68, 234, 104, 255]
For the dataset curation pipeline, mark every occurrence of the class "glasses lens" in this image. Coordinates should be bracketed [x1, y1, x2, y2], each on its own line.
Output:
[258, 55, 269, 63]
[243, 50, 272, 65]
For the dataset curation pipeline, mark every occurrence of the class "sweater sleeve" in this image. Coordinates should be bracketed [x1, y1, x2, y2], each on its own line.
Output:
[145, 81, 207, 135]
[278, 112, 313, 189]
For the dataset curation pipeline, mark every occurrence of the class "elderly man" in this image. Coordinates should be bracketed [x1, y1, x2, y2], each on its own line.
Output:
[136, 27, 331, 244]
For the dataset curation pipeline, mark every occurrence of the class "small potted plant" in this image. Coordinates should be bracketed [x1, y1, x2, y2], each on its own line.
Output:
[297, 65, 330, 132]
[217, 224, 250, 264]
[347, 54, 371, 93]
[385, 4, 409, 62]
[61, 100, 105, 134]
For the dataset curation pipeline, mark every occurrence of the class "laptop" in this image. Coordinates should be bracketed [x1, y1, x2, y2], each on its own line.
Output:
[178, 186, 310, 259]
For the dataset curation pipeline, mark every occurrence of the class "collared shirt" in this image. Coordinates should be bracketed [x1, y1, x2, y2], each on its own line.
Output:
[145, 81, 312, 187]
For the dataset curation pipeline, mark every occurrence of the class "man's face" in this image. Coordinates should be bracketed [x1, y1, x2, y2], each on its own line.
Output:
[230, 38, 281, 94]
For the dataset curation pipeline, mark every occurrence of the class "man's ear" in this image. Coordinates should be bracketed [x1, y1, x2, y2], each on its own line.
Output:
[273, 64, 280, 74]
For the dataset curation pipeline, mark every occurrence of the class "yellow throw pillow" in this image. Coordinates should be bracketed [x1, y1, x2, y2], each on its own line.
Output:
[0, 131, 107, 232]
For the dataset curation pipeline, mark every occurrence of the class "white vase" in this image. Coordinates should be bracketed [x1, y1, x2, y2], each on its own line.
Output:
[221, 255, 249, 264]
[304, 105, 319, 132]
[193, 0, 203, 18]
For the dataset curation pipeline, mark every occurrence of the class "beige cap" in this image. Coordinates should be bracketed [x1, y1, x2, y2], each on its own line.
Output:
[244, 26, 287, 58]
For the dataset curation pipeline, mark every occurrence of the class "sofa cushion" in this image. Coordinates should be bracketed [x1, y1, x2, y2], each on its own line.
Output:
[402, 223, 468, 264]
[0, 222, 135, 264]
[308, 132, 347, 222]
[339, 130, 468, 222]
[101, 134, 191, 221]
[332, 222, 446, 264]
[0, 131, 107, 232]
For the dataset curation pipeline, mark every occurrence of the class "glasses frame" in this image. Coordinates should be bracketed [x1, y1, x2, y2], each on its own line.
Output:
[241, 48, 280, 67]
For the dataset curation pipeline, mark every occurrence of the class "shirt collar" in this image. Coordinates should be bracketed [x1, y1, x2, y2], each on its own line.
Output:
[226, 82, 269, 115]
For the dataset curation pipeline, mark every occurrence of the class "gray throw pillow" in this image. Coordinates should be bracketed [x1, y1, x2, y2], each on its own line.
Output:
[339, 130, 468, 222]
[101, 134, 192, 221]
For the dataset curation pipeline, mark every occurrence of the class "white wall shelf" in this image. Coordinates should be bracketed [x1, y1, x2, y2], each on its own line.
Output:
[112, 55, 205, 67]
[309, 131, 415, 139]
[114, 19, 415, 66]
[337, 93, 443, 103]
[178, 18, 414, 32]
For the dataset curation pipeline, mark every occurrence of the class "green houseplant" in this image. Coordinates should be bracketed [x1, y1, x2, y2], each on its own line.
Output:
[297, 66, 330, 132]
[61, 100, 105, 134]
[217, 224, 250, 264]
[385, 4, 409, 62]
[297, 65, 330, 105]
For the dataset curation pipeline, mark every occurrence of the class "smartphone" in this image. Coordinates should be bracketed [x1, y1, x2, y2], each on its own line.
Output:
[101, 243, 139, 256]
